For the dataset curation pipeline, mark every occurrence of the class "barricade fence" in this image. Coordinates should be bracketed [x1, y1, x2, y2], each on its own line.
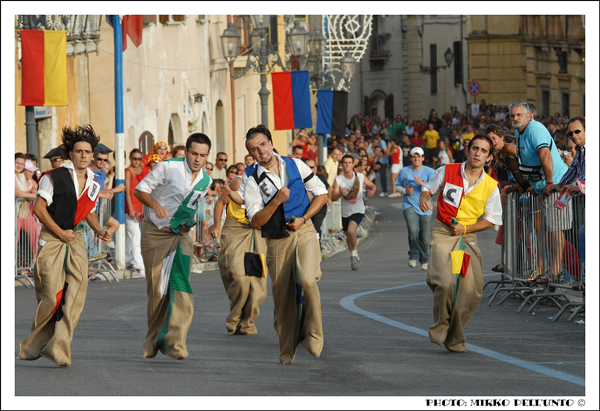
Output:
[15, 198, 40, 287]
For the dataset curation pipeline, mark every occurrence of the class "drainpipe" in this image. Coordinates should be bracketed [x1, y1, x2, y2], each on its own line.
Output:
[228, 15, 237, 162]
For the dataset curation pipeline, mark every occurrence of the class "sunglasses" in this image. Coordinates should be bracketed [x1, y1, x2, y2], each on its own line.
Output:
[206, 167, 213, 171]
[132, 157, 143, 161]
[157, 146, 167, 150]
[218, 159, 227, 162]
[567, 129, 582, 137]
[95, 158, 108, 162]
[228, 170, 237, 174]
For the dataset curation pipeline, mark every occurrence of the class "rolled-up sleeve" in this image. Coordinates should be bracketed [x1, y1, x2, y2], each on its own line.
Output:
[483, 188, 503, 225]
[136, 161, 167, 194]
[243, 176, 262, 222]
[37, 174, 54, 205]
[422, 166, 445, 196]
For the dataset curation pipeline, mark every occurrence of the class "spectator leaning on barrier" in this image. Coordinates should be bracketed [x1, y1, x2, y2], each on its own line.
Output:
[124, 148, 146, 278]
[509, 101, 570, 284]
[419, 135, 502, 353]
[323, 146, 343, 188]
[394, 147, 435, 270]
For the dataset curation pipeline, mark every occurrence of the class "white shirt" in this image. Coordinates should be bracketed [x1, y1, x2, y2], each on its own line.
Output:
[136, 159, 211, 230]
[211, 165, 227, 181]
[336, 172, 366, 217]
[422, 162, 502, 225]
[38, 161, 98, 213]
[244, 153, 327, 222]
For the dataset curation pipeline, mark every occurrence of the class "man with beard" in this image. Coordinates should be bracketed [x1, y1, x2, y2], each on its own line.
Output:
[243, 125, 328, 364]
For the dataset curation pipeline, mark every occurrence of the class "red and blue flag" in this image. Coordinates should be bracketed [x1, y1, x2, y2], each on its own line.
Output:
[271, 70, 312, 130]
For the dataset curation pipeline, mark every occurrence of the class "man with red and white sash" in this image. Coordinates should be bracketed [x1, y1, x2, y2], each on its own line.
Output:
[18, 125, 115, 366]
[419, 135, 502, 352]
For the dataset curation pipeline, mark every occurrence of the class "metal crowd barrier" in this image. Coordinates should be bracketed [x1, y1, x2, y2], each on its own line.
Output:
[89, 197, 119, 282]
[485, 191, 585, 321]
[15, 198, 39, 288]
[192, 194, 220, 263]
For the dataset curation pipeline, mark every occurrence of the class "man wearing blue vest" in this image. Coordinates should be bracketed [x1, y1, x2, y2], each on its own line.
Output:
[243, 125, 328, 365]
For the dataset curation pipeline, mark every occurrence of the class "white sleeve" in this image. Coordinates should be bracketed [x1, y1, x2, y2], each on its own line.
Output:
[422, 166, 446, 195]
[37, 174, 54, 206]
[236, 173, 249, 200]
[293, 158, 327, 196]
[243, 175, 262, 222]
[483, 187, 503, 225]
[136, 161, 168, 194]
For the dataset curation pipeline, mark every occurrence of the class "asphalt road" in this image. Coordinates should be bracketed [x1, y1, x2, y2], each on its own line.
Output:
[12, 194, 588, 406]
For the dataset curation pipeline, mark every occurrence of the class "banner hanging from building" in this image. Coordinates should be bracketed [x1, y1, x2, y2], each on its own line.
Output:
[20, 30, 68, 106]
[107, 15, 143, 51]
[271, 70, 312, 131]
[316, 90, 348, 135]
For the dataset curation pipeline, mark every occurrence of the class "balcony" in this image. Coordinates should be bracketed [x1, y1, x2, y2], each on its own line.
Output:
[369, 34, 391, 70]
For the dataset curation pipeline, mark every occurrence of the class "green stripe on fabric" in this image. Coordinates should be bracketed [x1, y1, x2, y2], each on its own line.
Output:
[156, 291, 175, 355]
[169, 241, 193, 294]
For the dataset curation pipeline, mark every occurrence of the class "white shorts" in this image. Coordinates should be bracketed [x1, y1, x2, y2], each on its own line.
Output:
[391, 164, 402, 174]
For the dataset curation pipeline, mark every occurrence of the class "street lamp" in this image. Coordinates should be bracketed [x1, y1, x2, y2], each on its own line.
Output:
[221, 17, 309, 127]
[444, 47, 454, 67]
[443, 47, 454, 113]
[308, 29, 326, 89]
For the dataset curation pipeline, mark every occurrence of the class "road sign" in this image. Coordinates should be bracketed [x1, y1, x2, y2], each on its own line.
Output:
[468, 80, 481, 97]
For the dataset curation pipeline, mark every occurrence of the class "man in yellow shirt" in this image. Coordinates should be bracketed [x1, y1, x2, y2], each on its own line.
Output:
[423, 123, 440, 167]
[461, 124, 475, 146]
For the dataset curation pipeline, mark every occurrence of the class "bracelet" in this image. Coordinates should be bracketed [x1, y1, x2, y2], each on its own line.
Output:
[300, 216, 306, 224]
[463, 225, 467, 235]
[545, 181, 553, 185]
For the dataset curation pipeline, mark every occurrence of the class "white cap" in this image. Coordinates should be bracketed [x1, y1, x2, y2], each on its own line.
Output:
[410, 147, 425, 156]
[25, 159, 39, 172]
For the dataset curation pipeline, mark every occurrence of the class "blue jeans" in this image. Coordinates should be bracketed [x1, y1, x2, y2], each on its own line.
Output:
[403, 207, 431, 263]
[378, 164, 388, 193]
[83, 223, 99, 259]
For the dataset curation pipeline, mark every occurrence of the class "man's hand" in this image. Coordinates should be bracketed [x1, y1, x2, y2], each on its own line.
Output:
[206, 196, 213, 205]
[128, 210, 137, 220]
[221, 184, 232, 196]
[414, 176, 424, 186]
[543, 183, 562, 197]
[366, 189, 374, 198]
[180, 223, 191, 235]
[450, 222, 465, 236]
[154, 203, 170, 219]
[98, 229, 112, 243]
[341, 187, 349, 196]
[526, 186, 538, 197]
[563, 185, 581, 195]
[275, 187, 290, 204]
[419, 197, 433, 212]
[60, 229, 76, 243]
[405, 185, 415, 196]
[209, 225, 221, 239]
[286, 216, 305, 232]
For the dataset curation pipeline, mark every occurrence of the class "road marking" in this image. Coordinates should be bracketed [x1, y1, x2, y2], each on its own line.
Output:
[340, 280, 585, 387]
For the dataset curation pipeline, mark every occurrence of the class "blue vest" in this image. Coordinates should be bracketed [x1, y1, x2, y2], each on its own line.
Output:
[252, 157, 311, 239]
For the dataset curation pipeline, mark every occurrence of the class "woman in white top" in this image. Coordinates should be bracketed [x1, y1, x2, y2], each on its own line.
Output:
[432, 140, 453, 168]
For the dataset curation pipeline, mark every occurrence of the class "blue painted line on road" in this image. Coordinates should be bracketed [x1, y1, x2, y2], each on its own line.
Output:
[466, 330, 584, 335]
[340, 280, 585, 387]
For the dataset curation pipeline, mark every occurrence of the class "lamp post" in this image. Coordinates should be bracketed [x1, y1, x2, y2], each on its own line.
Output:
[220, 17, 309, 127]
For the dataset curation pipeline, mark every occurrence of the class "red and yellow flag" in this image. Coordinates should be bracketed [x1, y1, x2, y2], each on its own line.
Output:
[20, 30, 68, 106]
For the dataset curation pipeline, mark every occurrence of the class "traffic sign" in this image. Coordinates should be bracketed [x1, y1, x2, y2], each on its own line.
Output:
[468, 80, 481, 97]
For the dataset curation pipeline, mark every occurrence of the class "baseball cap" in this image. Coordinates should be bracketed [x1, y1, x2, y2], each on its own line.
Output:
[25, 159, 39, 172]
[410, 147, 425, 156]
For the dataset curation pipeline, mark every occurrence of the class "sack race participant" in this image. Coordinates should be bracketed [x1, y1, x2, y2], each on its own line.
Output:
[135, 133, 212, 360]
[209, 174, 268, 336]
[243, 125, 328, 364]
[419, 135, 502, 352]
[18, 125, 116, 366]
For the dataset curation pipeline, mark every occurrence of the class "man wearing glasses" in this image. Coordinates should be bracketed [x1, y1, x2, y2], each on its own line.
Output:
[90, 150, 125, 199]
[212, 152, 228, 181]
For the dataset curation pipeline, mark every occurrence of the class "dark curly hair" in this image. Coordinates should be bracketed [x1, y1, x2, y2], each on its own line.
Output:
[245, 124, 273, 146]
[60, 125, 100, 160]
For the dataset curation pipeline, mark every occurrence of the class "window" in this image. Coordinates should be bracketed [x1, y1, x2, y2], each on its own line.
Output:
[430, 44, 437, 94]
[561, 90, 570, 118]
[159, 15, 185, 24]
[143, 15, 157, 25]
[541, 88, 550, 118]
[453, 41, 463, 86]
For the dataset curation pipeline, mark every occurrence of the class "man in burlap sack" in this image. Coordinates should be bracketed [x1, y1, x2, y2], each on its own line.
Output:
[209, 173, 268, 336]
[18, 125, 115, 366]
[135, 133, 212, 360]
[419, 135, 502, 352]
[243, 125, 328, 365]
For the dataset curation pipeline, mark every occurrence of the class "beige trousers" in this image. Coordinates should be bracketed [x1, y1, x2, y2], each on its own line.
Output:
[266, 220, 323, 364]
[426, 220, 483, 352]
[18, 226, 88, 366]
[218, 218, 268, 335]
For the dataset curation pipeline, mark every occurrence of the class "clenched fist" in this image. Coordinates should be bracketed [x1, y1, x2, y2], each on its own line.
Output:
[275, 187, 290, 204]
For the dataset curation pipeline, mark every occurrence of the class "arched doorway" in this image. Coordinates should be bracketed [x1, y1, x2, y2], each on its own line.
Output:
[369, 89, 389, 119]
[168, 113, 183, 147]
[139, 131, 155, 155]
